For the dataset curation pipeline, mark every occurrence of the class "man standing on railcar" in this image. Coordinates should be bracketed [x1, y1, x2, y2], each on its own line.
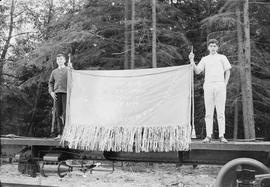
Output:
[189, 39, 231, 143]
[48, 53, 73, 140]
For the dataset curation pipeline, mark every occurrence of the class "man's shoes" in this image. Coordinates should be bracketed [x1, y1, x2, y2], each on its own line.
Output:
[219, 136, 228, 143]
[202, 136, 211, 143]
[54, 134, 62, 140]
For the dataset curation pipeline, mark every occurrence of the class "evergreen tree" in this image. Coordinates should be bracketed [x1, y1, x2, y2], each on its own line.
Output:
[1, 0, 269, 139]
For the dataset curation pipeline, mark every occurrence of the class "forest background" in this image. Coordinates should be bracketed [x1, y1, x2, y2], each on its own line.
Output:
[0, 0, 269, 140]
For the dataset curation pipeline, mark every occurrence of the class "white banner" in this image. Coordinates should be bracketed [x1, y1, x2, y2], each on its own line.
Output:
[62, 65, 193, 152]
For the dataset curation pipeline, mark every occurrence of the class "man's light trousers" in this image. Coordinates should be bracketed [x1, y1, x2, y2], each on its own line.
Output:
[203, 82, 226, 138]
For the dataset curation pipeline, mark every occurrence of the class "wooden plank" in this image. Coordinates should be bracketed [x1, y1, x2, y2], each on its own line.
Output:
[191, 139, 270, 152]
[1, 137, 270, 152]
[0, 137, 60, 146]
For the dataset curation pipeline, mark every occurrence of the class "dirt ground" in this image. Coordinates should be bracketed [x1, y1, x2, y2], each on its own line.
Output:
[0, 162, 220, 187]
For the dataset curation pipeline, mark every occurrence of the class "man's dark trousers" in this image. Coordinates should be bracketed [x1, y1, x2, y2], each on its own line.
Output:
[55, 93, 67, 135]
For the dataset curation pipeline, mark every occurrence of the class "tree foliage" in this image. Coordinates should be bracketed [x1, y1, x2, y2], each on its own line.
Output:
[1, 0, 270, 139]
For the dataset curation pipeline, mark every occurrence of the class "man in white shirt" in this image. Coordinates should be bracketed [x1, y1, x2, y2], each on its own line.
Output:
[189, 39, 231, 143]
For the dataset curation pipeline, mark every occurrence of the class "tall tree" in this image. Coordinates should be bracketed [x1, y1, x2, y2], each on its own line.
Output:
[235, 3, 243, 139]
[2, 0, 269, 138]
[152, 0, 157, 68]
[130, 0, 135, 69]
[124, 0, 131, 69]
[242, 0, 255, 139]
[0, 0, 15, 66]
[0, 0, 15, 135]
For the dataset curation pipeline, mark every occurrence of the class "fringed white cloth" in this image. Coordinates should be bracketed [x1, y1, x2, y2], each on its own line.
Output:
[62, 65, 193, 152]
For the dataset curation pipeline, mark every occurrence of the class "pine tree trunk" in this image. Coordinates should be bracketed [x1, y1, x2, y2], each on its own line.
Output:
[130, 0, 135, 69]
[236, 4, 246, 138]
[152, 0, 157, 68]
[1, 0, 15, 61]
[236, 0, 255, 139]
[243, 0, 255, 139]
[233, 98, 239, 139]
[124, 0, 131, 69]
[44, 0, 54, 40]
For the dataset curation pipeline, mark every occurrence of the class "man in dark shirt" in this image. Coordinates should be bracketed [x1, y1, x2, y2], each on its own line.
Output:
[48, 53, 73, 139]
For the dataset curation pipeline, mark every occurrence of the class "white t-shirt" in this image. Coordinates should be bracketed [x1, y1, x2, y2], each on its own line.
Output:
[196, 53, 231, 83]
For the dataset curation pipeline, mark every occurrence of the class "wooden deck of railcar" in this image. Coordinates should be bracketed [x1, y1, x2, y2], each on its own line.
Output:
[1, 136, 270, 152]
[1, 136, 270, 166]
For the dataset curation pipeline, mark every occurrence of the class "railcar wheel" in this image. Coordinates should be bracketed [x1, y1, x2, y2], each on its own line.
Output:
[215, 158, 270, 187]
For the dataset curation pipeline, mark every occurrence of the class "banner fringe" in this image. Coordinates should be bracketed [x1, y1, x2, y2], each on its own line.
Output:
[61, 124, 191, 152]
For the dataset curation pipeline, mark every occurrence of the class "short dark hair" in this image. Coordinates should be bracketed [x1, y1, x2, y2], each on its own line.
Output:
[56, 53, 66, 58]
[207, 39, 219, 46]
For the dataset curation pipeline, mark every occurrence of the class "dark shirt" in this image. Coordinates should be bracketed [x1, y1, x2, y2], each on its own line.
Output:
[48, 67, 70, 93]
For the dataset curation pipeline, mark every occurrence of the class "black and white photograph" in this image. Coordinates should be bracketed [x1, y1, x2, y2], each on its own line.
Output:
[0, 0, 270, 186]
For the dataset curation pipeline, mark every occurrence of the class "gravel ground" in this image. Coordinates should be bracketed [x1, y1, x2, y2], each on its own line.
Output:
[0, 162, 220, 187]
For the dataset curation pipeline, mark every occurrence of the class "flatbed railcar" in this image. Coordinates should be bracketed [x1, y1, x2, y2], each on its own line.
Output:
[1, 137, 270, 165]
[1, 136, 270, 186]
